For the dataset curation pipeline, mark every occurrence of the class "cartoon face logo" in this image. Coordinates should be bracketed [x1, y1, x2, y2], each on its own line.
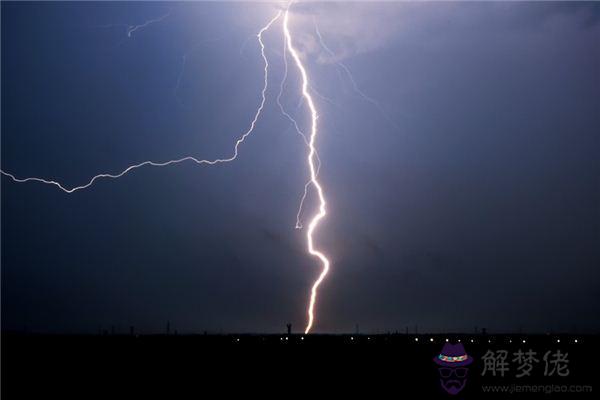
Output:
[433, 343, 473, 395]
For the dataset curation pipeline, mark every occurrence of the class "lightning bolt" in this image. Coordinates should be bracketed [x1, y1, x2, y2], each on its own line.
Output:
[283, 3, 330, 334]
[1, 11, 282, 193]
[275, 33, 321, 230]
[2, 4, 331, 335]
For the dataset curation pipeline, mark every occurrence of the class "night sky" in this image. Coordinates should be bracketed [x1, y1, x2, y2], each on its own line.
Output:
[2, 1, 599, 334]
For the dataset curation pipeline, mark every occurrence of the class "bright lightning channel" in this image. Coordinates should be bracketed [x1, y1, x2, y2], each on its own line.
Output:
[0, 12, 282, 193]
[283, 4, 330, 334]
[275, 33, 321, 230]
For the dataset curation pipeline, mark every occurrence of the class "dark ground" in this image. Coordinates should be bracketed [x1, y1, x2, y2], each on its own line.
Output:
[2, 332, 598, 398]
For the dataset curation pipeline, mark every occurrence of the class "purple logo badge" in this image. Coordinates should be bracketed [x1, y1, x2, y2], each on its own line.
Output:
[433, 343, 473, 395]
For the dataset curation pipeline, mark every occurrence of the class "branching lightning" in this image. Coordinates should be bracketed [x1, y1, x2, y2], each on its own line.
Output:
[1, 11, 282, 193]
[283, 4, 330, 334]
[2, 4, 332, 334]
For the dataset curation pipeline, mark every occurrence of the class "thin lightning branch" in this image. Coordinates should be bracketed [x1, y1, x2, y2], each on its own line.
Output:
[126, 9, 172, 38]
[314, 18, 375, 104]
[1, 11, 282, 193]
[294, 86, 336, 110]
[174, 50, 191, 106]
[295, 180, 312, 229]
[309, 85, 336, 107]
[313, 17, 399, 129]
[97, 9, 171, 40]
[283, 4, 330, 334]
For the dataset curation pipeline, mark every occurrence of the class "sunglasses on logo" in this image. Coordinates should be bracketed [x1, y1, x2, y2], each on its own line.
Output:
[438, 368, 469, 378]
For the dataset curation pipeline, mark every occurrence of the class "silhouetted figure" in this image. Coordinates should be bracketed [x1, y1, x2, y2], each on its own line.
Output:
[286, 323, 292, 335]
[166, 321, 171, 335]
